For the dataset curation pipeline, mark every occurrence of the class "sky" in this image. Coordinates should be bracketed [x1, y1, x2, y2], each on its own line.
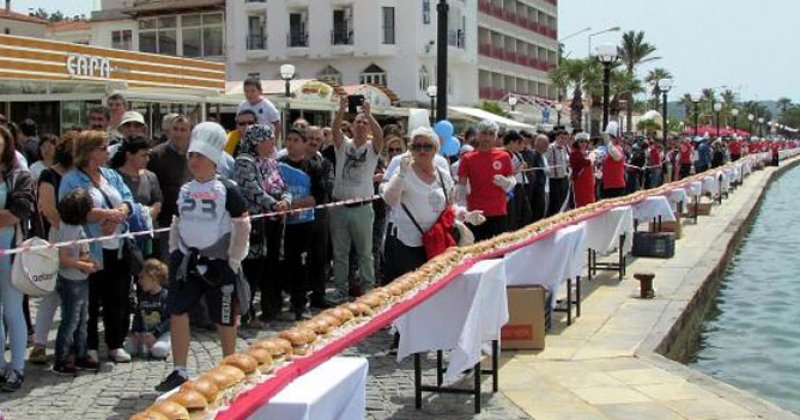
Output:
[17, 0, 800, 103]
[558, 0, 800, 103]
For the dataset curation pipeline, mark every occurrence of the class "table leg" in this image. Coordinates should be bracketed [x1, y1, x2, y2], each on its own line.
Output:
[694, 195, 699, 224]
[618, 235, 626, 280]
[492, 340, 499, 393]
[576, 275, 581, 318]
[474, 362, 481, 414]
[414, 353, 422, 409]
[436, 350, 444, 387]
[658, 215, 662, 232]
[566, 278, 573, 326]
[587, 249, 593, 280]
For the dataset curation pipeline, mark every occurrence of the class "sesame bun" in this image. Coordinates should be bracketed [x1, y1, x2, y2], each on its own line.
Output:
[278, 328, 316, 356]
[302, 318, 332, 336]
[201, 365, 245, 390]
[388, 283, 405, 297]
[222, 353, 259, 376]
[356, 294, 382, 310]
[179, 378, 220, 406]
[149, 401, 190, 420]
[324, 307, 354, 323]
[244, 347, 274, 374]
[167, 390, 207, 412]
[315, 314, 341, 328]
[346, 302, 373, 317]
[129, 411, 170, 420]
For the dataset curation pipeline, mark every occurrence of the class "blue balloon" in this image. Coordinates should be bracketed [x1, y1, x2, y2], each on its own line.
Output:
[434, 120, 455, 139]
[441, 136, 460, 157]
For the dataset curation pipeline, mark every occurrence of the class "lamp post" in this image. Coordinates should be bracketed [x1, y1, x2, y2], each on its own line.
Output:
[426, 85, 437, 122]
[280, 63, 296, 142]
[555, 103, 563, 126]
[758, 117, 765, 137]
[731, 108, 739, 133]
[588, 26, 621, 57]
[596, 43, 618, 133]
[748, 113, 754, 136]
[657, 78, 673, 148]
[713, 102, 723, 136]
[435, 0, 449, 122]
[508, 95, 518, 113]
[690, 93, 701, 135]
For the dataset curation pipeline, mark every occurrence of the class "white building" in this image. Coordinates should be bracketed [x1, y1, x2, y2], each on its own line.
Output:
[0, 1, 47, 37]
[226, 0, 478, 107]
[44, 20, 91, 44]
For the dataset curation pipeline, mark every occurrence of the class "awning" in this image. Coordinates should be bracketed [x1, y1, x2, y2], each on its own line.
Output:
[449, 106, 536, 131]
[125, 0, 224, 16]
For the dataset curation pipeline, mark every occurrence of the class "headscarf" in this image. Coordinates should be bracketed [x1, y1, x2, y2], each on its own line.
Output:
[240, 124, 284, 196]
[240, 124, 274, 157]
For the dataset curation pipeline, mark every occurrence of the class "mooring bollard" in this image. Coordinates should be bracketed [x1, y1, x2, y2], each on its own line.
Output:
[634, 272, 656, 299]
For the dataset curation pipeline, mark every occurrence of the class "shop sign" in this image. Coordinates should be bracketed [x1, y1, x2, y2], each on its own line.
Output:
[295, 81, 334, 102]
[66, 54, 111, 79]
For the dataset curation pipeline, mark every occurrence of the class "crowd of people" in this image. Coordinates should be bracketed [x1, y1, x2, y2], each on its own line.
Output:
[0, 79, 794, 394]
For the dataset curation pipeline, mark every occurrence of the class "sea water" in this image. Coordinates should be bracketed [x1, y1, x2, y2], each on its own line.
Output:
[691, 164, 800, 414]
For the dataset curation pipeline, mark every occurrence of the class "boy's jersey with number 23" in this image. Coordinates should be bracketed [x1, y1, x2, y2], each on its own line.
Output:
[178, 177, 248, 250]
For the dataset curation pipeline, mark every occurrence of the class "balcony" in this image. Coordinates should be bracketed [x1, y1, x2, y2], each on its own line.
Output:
[479, 5, 558, 40]
[246, 33, 267, 50]
[331, 28, 353, 45]
[287, 31, 308, 48]
[447, 29, 465, 49]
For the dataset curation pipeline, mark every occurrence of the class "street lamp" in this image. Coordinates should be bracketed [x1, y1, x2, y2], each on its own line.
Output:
[731, 108, 739, 133]
[555, 102, 563, 126]
[713, 102, 723, 136]
[657, 78, 673, 148]
[596, 43, 618, 132]
[748, 113, 755, 135]
[758, 117, 765, 137]
[508, 95, 518, 112]
[280, 63, 296, 140]
[436, 0, 449, 122]
[690, 93, 701, 135]
[426, 85, 437, 122]
[588, 26, 621, 57]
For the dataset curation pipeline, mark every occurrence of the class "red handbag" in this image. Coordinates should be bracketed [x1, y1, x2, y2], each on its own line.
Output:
[400, 170, 459, 259]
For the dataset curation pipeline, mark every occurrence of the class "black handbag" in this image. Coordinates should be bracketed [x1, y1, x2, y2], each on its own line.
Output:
[91, 170, 145, 275]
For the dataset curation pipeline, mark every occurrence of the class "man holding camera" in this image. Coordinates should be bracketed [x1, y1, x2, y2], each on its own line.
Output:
[327, 97, 384, 304]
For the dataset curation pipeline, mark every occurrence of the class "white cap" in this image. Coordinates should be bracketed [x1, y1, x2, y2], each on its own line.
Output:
[188, 122, 226, 166]
[117, 111, 146, 128]
[604, 121, 620, 138]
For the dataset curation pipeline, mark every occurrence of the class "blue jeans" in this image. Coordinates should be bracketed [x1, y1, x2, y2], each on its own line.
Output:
[0, 231, 26, 372]
[55, 277, 89, 362]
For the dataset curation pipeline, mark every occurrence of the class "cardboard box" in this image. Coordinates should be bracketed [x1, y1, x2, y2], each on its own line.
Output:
[686, 202, 712, 217]
[501, 286, 546, 350]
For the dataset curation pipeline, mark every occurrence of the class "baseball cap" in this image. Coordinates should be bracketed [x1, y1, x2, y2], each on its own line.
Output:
[188, 122, 226, 166]
[117, 111, 146, 129]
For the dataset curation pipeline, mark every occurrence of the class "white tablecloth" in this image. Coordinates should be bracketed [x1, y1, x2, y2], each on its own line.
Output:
[394, 259, 508, 382]
[667, 188, 688, 212]
[503, 223, 587, 296]
[253, 357, 368, 420]
[632, 196, 676, 222]
[584, 206, 634, 256]
[685, 181, 702, 197]
[702, 175, 719, 195]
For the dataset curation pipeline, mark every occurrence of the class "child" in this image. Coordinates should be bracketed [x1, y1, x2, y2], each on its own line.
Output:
[124, 259, 170, 359]
[156, 122, 251, 392]
[51, 189, 100, 375]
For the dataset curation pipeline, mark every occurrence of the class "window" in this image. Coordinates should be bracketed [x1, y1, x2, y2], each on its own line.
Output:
[418, 66, 430, 91]
[138, 16, 176, 55]
[332, 8, 353, 45]
[422, 0, 430, 24]
[247, 72, 261, 79]
[247, 14, 266, 50]
[382, 7, 395, 45]
[111, 30, 132, 50]
[182, 13, 224, 57]
[288, 11, 308, 47]
[318, 65, 343, 86]
[360, 64, 387, 86]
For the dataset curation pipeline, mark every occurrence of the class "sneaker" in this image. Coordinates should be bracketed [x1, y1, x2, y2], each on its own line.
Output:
[108, 348, 132, 363]
[28, 346, 47, 365]
[75, 355, 100, 371]
[325, 291, 348, 306]
[87, 350, 99, 362]
[52, 361, 77, 376]
[244, 318, 265, 330]
[1, 369, 23, 393]
[155, 370, 188, 393]
[294, 309, 312, 321]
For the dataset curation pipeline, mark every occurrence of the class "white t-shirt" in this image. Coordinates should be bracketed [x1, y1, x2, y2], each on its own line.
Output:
[383, 153, 450, 182]
[91, 177, 125, 250]
[237, 98, 281, 126]
[29, 161, 47, 181]
[387, 168, 455, 248]
[177, 178, 247, 251]
[333, 138, 380, 200]
[49, 224, 90, 281]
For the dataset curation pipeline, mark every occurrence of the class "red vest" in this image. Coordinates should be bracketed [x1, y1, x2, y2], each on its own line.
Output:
[602, 145, 626, 189]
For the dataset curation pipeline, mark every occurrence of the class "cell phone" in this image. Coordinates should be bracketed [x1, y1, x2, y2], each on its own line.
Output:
[348, 94, 365, 114]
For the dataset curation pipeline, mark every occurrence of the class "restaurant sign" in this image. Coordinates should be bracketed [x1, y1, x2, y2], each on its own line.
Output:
[66, 54, 111, 79]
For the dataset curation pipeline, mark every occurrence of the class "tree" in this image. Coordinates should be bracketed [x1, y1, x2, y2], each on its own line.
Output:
[479, 101, 509, 118]
[680, 94, 695, 125]
[618, 31, 659, 133]
[644, 68, 672, 110]
[777, 97, 792, 115]
[549, 58, 600, 130]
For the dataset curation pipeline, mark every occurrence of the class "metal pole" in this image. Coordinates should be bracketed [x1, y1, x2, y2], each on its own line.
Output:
[694, 102, 699, 135]
[430, 96, 435, 123]
[602, 62, 611, 131]
[716, 111, 720, 136]
[284, 79, 291, 144]
[661, 91, 668, 150]
[435, 0, 449, 122]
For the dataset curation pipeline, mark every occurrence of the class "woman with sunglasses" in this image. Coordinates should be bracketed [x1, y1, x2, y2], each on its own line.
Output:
[382, 127, 485, 281]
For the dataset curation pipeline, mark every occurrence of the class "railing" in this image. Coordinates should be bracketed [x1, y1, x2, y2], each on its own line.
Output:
[447, 29, 465, 49]
[246, 33, 267, 50]
[478, 43, 556, 71]
[477, 2, 558, 40]
[331, 28, 353, 45]
[287, 30, 308, 47]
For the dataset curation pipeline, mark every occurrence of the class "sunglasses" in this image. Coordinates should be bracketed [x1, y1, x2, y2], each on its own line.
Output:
[411, 143, 434, 152]
[388, 147, 403, 154]
[237, 121, 254, 126]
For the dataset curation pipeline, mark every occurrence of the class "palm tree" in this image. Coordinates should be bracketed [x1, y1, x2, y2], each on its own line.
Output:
[680, 93, 695, 124]
[618, 31, 659, 132]
[549, 58, 600, 129]
[644, 68, 672, 110]
[777, 97, 792, 115]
